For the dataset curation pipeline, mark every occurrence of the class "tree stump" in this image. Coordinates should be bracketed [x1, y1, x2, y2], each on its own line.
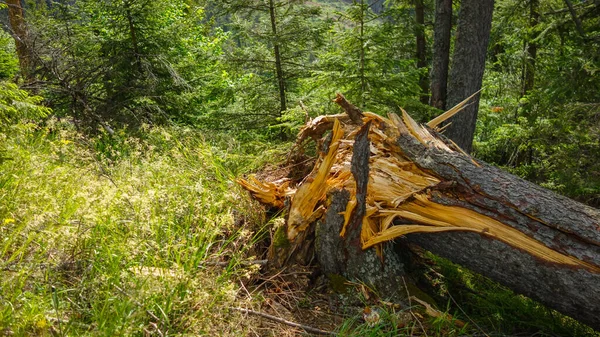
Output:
[238, 94, 600, 330]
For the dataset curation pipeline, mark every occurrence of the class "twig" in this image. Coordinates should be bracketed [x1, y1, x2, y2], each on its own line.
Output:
[198, 259, 268, 268]
[299, 100, 310, 124]
[402, 276, 428, 337]
[333, 92, 364, 125]
[231, 307, 335, 336]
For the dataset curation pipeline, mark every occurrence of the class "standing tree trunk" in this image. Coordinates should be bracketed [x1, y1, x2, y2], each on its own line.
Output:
[414, 0, 429, 104]
[521, 0, 538, 97]
[444, 0, 495, 153]
[429, 0, 452, 110]
[268, 0, 287, 114]
[7, 0, 30, 78]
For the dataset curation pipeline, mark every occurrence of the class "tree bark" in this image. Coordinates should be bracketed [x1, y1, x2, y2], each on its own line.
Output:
[444, 0, 494, 153]
[429, 0, 452, 110]
[268, 0, 287, 114]
[414, 0, 429, 104]
[7, 0, 31, 78]
[521, 0, 538, 97]
[239, 96, 600, 330]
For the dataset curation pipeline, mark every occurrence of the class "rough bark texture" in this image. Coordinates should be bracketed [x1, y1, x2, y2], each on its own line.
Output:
[392, 126, 600, 330]
[239, 97, 600, 330]
[315, 126, 407, 302]
[444, 0, 494, 153]
[7, 0, 30, 77]
[429, 0, 452, 110]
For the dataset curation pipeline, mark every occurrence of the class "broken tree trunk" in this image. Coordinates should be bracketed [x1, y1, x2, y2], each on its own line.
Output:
[238, 94, 600, 330]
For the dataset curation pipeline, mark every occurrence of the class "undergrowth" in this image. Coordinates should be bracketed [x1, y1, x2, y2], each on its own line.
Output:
[1, 117, 599, 336]
[0, 118, 285, 336]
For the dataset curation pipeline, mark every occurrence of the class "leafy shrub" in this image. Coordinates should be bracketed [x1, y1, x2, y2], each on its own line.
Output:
[0, 30, 19, 80]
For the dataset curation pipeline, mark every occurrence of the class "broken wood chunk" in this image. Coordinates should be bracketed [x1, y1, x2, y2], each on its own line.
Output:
[238, 95, 600, 330]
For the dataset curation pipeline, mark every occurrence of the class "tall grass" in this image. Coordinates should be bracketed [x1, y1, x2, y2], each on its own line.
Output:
[0, 119, 281, 336]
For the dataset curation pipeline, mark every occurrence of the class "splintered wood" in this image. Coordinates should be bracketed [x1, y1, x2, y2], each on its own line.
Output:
[238, 97, 600, 274]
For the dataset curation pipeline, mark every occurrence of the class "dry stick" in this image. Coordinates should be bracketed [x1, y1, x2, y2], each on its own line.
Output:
[333, 92, 364, 125]
[402, 276, 428, 337]
[231, 307, 335, 336]
[299, 100, 310, 124]
[199, 259, 268, 268]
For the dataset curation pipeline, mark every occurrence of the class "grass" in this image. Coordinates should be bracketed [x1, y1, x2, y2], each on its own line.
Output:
[1, 118, 599, 336]
[0, 118, 282, 336]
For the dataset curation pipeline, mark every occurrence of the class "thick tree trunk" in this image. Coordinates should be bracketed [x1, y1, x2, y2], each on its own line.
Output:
[239, 95, 600, 330]
[444, 0, 495, 153]
[429, 0, 452, 110]
[7, 0, 30, 78]
[268, 0, 287, 114]
[414, 0, 429, 104]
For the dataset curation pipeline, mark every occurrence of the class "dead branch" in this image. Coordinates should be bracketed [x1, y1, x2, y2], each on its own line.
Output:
[231, 307, 335, 335]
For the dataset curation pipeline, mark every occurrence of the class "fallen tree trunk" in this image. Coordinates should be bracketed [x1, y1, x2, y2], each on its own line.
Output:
[239, 94, 600, 330]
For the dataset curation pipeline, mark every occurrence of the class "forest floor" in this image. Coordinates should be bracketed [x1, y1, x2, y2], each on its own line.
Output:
[1, 120, 598, 336]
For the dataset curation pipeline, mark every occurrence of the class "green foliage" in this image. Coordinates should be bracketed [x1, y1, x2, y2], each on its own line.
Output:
[0, 30, 19, 80]
[0, 81, 50, 126]
[476, 0, 600, 206]
[313, 0, 430, 119]
[210, 0, 330, 128]
[335, 308, 420, 336]
[429, 254, 599, 336]
[25, 0, 228, 128]
[0, 81, 51, 163]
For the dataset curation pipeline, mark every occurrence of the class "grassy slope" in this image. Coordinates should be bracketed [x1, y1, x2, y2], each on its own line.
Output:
[0, 120, 281, 336]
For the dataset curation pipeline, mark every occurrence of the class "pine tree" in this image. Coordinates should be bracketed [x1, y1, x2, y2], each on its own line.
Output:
[314, 0, 424, 114]
[23, 0, 225, 127]
[214, 0, 328, 123]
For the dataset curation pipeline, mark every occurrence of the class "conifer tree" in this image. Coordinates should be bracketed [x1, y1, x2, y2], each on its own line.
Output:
[22, 0, 225, 127]
[215, 0, 327, 121]
[315, 0, 424, 114]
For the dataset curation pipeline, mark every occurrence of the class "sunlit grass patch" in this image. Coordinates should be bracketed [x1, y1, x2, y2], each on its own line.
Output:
[0, 120, 281, 335]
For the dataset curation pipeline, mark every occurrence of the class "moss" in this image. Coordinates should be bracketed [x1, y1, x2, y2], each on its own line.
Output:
[272, 223, 290, 249]
[328, 273, 351, 294]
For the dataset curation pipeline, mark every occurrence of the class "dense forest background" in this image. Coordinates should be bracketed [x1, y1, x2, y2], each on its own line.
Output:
[1, 0, 598, 205]
[0, 0, 599, 335]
